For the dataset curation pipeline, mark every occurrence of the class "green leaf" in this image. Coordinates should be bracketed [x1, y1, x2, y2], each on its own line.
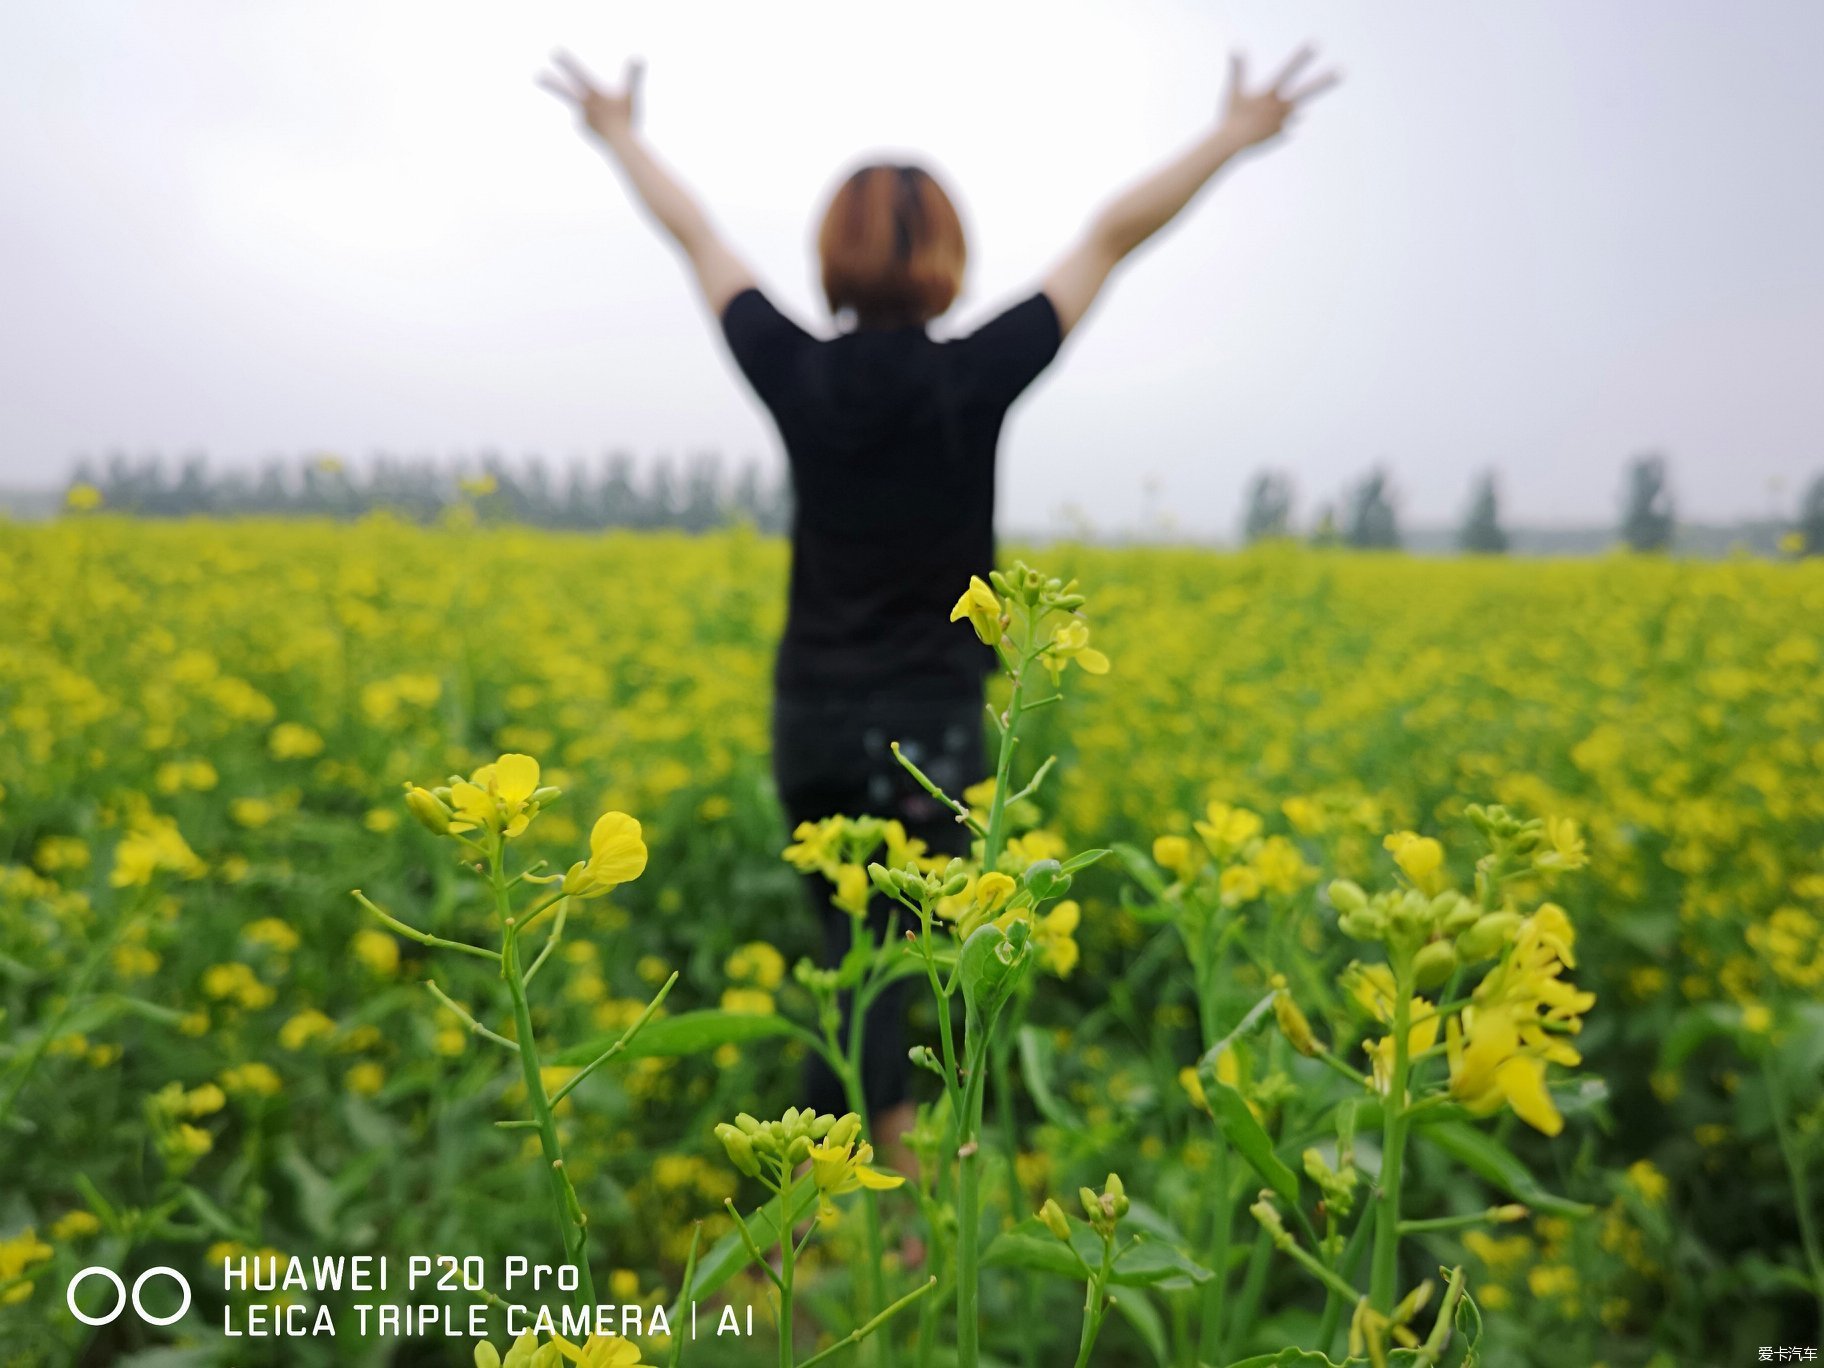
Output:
[985, 1219, 1213, 1290]
[960, 920, 1032, 1042]
[277, 1142, 340, 1239]
[1220, 1351, 1358, 1368]
[1114, 843, 1169, 899]
[178, 1183, 247, 1241]
[1204, 1073, 1300, 1208]
[981, 1227, 1089, 1281]
[1060, 848, 1112, 875]
[1657, 1002, 1738, 1072]
[1412, 1119, 1592, 1217]
[555, 1010, 798, 1064]
[1110, 1286, 1168, 1365]
[1017, 1025, 1082, 1130]
[681, 1183, 818, 1304]
[1111, 1232, 1214, 1288]
[1452, 1278, 1484, 1366]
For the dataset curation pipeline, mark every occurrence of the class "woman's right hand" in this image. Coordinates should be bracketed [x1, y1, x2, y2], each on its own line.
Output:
[1215, 47, 1339, 152]
[537, 51, 643, 145]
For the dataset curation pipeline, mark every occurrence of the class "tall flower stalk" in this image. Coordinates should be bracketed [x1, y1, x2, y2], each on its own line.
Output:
[713, 1107, 933, 1367]
[878, 561, 1110, 1368]
[353, 753, 673, 1313]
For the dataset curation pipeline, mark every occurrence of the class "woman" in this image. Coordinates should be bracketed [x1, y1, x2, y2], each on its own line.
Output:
[539, 46, 1336, 1156]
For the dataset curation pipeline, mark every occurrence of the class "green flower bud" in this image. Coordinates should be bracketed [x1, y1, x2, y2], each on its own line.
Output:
[1079, 1187, 1103, 1225]
[1271, 975, 1320, 1057]
[1249, 1195, 1289, 1246]
[404, 785, 453, 835]
[826, 1113, 860, 1148]
[714, 1122, 760, 1177]
[1038, 1198, 1072, 1242]
[1302, 1147, 1336, 1187]
[1458, 911, 1521, 962]
[1440, 895, 1481, 934]
[1392, 1280, 1434, 1324]
[1328, 879, 1368, 914]
[786, 1135, 813, 1166]
[1413, 939, 1458, 990]
[1338, 904, 1388, 940]
[1387, 889, 1428, 939]
[1104, 1172, 1129, 1218]
[868, 862, 897, 895]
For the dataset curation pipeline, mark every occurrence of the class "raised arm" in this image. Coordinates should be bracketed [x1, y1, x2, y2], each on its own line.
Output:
[538, 52, 754, 315]
[1042, 48, 1339, 336]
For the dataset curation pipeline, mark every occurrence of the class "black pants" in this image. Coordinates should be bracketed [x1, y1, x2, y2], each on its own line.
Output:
[773, 690, 987, 1117]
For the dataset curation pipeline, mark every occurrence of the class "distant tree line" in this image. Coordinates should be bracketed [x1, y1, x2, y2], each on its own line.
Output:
[1240, 455, 1824, 557]
[57, 451, 1824, 556]
[62, 453, 792, 533]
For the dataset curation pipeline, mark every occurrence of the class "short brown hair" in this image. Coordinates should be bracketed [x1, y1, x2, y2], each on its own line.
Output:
[818, 163, 966, 326]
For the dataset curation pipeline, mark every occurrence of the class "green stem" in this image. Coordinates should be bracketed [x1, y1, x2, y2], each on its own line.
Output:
[834, 962, 887, 1368]
[1199, 1143, 1233, 1365]
[1399, 1209, 1520, 1235]
[1071, 1235, 1115, 1368]
[1413, 1266, 1467, 1366]
[1369, 961, 1414, 1314]
[1267, 1221, 1361, 1304]
[1765, 1055, 1824, 1344]
[520, 900, 568, 986]
[778, 1169, 798, 1368]
[351, 888, 500, 962]
[956, 1060, 989, 1368]
[991, 1027, 1037, 1368]
[548, 972, 676, 1106]
[890, 741, 985, 836]
[667, 1225, 704, 1368]
[722, 1199, 784, 1290]
[982, 659, 1027, 869]
[1316, 1204, 1375, 1354]
[0, 904, 143, 1126]
[1228, 1227, 1274, 1347]
[956, 636, 1036, 1368]
[800, 1277, 939, 1368]
[916, 922, 964, 1115]
[423, 979, 517, 1051]
[493, 855, 595, 1312]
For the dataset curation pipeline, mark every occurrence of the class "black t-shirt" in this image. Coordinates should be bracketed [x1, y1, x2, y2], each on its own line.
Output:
[722, 287, 1062, 700]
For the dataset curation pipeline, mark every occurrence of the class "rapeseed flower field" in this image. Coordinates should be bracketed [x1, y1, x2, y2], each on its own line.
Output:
[2, 516, 1820, 1367]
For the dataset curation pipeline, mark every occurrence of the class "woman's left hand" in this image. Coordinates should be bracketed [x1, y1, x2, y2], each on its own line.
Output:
[1216, 47, 1340, 151]
[538, 50, 643, 145]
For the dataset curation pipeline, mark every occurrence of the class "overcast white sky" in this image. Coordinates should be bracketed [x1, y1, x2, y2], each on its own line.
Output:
[3, 1, 1820, 535]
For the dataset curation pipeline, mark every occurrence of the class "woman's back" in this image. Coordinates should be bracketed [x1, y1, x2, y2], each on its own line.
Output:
[723, 288, 1060, 698]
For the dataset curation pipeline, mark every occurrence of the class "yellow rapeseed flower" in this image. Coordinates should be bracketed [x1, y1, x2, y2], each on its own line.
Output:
[562, 812, 649, 898]
[1040, 618, 1110, 682]
[949, 575, 1004, 646]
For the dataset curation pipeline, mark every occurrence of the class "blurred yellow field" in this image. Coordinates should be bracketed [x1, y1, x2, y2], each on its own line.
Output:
[3, 517, 1822, 1366]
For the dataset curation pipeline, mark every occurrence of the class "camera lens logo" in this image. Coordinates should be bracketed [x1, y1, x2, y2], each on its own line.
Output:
[66, 1267, 192, 1327]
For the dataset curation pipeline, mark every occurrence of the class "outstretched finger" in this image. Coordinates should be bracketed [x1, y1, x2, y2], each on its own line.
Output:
[624, 56, 646, 96]
[535, 70, 582, 105]
[1227, 52, 1247, 93]
[552, 49, 605, 96]
[1268, 45, 1316, 94]
[1285, 69, 1342, 104]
